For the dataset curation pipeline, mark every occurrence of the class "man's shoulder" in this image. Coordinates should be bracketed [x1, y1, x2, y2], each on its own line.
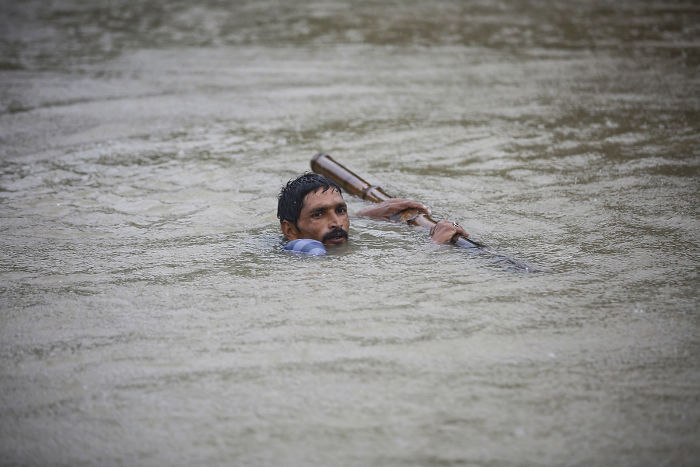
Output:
[284, 239, 326, 256]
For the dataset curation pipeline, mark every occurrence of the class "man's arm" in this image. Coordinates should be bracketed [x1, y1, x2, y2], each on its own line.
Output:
[356, 198, 468, 244]
[356, 198, 431, 220]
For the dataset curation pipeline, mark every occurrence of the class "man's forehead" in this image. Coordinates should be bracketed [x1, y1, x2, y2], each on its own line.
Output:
[302, 187, 344, 205]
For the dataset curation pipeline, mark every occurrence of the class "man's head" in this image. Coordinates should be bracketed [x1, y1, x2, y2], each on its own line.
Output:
[277, 173, 349, 246]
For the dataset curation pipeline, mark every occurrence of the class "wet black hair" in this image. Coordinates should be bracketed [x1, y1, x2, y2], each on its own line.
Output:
[277, 173, 342, 228]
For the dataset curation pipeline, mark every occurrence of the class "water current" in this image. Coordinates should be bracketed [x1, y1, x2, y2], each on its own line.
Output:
[1, 1, 699, 465]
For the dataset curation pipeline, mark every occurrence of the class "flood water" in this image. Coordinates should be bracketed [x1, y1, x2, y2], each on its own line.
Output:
[1, 0, 699, 465]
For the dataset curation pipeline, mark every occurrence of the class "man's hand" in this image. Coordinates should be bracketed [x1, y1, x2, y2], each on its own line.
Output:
[356, 198, 431, 221]
[429, 220, 469, 244]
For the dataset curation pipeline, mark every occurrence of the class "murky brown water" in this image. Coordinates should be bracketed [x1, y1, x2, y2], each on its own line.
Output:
[1, 1, 699, 465]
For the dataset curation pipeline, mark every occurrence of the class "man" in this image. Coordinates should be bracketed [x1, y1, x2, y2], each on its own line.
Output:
[277, 173, 469, 255]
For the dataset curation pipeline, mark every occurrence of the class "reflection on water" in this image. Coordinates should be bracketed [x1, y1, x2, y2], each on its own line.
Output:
[1, 0, 699, 465]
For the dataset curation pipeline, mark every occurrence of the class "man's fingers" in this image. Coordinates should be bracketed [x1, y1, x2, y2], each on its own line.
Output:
[398, 200, 430, 215]
[414, 202, 431, 214]
[450, 229, 469, 243]
[433, 220, 469, 243]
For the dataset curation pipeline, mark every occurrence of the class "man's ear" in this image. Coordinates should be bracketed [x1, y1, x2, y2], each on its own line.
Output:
[281, 220, 300, 241]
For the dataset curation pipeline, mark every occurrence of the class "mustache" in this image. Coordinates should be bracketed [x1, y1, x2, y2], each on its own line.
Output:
[322, 227, 348, 242]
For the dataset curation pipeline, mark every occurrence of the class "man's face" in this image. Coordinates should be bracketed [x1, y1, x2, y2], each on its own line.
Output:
[282, 188, 349, 246]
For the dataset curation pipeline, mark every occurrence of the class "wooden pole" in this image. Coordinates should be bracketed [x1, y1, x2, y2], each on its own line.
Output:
[311, 153, 484, 249]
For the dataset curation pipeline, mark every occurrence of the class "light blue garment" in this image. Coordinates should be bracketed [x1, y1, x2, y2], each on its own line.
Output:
[284, 239, 327, 256]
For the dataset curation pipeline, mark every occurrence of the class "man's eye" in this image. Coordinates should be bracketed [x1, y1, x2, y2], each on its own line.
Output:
[311, 212, 323, 218]
[337, 206, 347, 214]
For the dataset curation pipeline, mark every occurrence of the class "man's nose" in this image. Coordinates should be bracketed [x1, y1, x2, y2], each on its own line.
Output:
[329, 211, 341, 227]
